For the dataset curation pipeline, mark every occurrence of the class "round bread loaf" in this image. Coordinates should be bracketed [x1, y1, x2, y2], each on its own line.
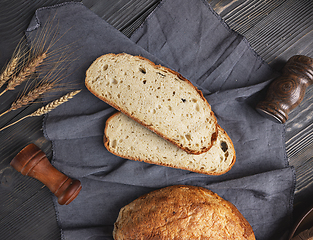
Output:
[113, 185, 255, 240]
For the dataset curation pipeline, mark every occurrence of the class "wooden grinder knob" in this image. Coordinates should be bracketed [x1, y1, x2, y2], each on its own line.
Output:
[256, 55, 313, 123]
[10, 143, 82, 205]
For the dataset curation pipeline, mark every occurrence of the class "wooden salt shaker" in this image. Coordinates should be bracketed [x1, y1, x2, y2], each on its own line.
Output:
[11, 143, 82, 205]
[256, 55, 313, 123]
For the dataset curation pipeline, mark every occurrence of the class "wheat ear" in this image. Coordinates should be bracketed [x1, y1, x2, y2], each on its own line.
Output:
[0, 52, 47, 96]
[0, 82, 55, 118]
[30, 89, 81, 116]
[0, 57, 20, 89]
[0, 40, 24, 89]
[0, 89, 81, 132]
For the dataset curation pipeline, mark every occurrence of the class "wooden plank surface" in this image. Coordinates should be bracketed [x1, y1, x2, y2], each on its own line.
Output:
[209, 0, 313, 215]
[0, 0, 313, 239]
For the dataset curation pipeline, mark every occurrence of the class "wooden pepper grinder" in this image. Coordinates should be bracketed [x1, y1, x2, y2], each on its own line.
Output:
[10, 143, 82, 205]
[256, 55, 313, 123]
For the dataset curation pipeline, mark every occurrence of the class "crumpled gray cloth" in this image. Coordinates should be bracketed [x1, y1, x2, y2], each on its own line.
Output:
[25, 0, 295, 239]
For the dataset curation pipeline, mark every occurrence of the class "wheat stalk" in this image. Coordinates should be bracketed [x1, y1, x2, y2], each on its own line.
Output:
[0, 57, 19, 89]
[0, 82, 55, 118]
[7, 52, 47, 90]
[0, 13, 78, 99]
[0, 39, 25, 89]
[31, 89, 81, 116]
[13, 82, 54, 109]
[0, 52, 47, 97]
[0, 90, 81, 132]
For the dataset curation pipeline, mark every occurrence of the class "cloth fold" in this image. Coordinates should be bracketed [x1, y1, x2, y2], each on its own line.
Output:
[25, 0, 295, 239]
[130, 0, 274, 93]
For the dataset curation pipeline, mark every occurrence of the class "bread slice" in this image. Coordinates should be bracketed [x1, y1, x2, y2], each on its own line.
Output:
[113, 185, 255, 240]
[104, 112, 235, 175]
[85, 53, 217, 154]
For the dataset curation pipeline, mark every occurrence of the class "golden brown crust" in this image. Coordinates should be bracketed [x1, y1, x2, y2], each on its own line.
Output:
[214, 124, 236, 175]
[103, 111, 118, 150]
[113, 185, 255, 240]
[86, 53, 217, 155]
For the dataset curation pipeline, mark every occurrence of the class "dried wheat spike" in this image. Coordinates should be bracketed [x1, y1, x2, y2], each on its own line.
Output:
[0, 57, 19, 89]
[11, 82, 54, 110]
[0, 89, 81, 132]
[0, 40, 24, 89]
[0, 82, 54, 118]
[6, 52, 47, 91]
[30, 89, 81, 117]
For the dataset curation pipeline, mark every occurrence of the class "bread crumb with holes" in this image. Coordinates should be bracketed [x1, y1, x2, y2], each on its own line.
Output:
[85, 53, 218, 154]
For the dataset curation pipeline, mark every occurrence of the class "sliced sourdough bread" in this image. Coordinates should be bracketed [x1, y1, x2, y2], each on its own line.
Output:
[104, 112, 235, 175]
[113, 185, 255, 240]
[85, 53, 217, 154]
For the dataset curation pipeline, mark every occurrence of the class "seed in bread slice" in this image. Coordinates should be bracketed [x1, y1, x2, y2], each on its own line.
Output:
[85, 53, 217, 154]
[104, 112, 235, 175]
[113, 185, 255, 240]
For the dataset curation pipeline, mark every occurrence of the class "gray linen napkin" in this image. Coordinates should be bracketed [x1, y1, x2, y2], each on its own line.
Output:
[25, 1, 295, 239]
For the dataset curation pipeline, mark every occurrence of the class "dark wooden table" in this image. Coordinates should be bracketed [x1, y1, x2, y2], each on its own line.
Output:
[1, 0, 313, 239]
